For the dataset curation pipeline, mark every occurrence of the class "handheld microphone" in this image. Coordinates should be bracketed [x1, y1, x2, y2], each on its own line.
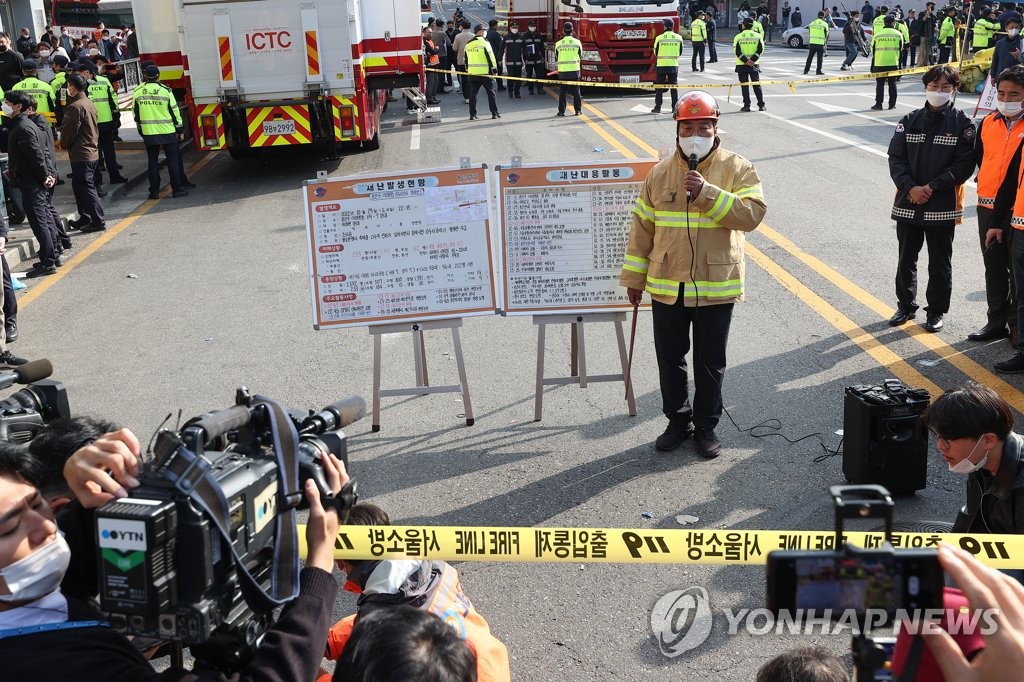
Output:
[0, 359, 52, 390]
[686, 153, 699, 199]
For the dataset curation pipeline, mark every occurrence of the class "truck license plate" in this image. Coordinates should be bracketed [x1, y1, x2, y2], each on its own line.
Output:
[617, 29, 648, 39]
[262, 119, 296, 136]
[620, 75, 641, 84]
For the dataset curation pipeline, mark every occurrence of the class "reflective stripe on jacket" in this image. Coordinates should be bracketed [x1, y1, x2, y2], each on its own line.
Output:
[619, 145, 767, 306]
[808, 18, 830, 45]
[654, 30, 683, 66]
[466, 36, 496, 75]
[977, 112, 1024, 207]
[556, 35, 582, 71]
[871, 27, 904, 67]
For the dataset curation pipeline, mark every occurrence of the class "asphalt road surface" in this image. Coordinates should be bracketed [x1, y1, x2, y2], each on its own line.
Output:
[21, 43, 1016, 679]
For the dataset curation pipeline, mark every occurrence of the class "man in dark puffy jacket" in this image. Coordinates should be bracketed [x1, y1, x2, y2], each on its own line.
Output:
[887, 65, 976, 333]
[5, 89, 59, 278]
[486, 20, 505, 91]
[502, 22, 527, 98]
[922, 383, 1024, 539]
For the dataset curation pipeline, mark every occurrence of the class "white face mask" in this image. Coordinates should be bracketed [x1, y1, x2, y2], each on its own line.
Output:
[38, 50, 49, 58]
[510, 28, 518, 33]
[925, 90, 952, 108]
[997, 99, 1024, 117]
[0, 533, 71, 603]
[528, 26, 537, 31]
[1, 103, 13, 117]
[677, 134, 715, 159]
[88, 48, 100, 56]
[948, 438, 989, 474]
[1011, 28, 1021, 37]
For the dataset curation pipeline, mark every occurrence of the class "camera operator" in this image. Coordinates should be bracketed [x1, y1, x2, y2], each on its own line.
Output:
[0, 427, 348, 681]
[921, 383, 1024, 537]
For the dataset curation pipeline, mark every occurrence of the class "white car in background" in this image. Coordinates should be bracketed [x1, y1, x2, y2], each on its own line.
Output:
[782, 17, 873, 48]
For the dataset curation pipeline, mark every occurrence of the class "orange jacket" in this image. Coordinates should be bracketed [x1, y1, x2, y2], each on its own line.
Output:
[319, 560, 510, 682]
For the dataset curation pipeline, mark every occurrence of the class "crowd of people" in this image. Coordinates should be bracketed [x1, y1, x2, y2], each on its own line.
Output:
[0, 24, 190, 367]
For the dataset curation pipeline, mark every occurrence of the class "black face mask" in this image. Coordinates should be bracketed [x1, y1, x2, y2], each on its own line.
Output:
[0, 45, 8, 53]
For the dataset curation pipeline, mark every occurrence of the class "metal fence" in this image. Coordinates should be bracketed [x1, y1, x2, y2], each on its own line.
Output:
[114, 57, 142, 101]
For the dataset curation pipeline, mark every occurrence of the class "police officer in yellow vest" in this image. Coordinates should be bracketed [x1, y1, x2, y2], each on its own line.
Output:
[133, 64, 187, 199]
[971, 6, 1000, 52]
[652, 18, 682, 113]
[691, 11, 707, 72]
[49, 55, 70, 126]
[805, 11, 830, 74]
[12, 60, 54, 125]
[556, 22, 582, 116]
[938, 5, 959, 63]
[871, 15, 905, 109]
[465, 24, 500, 120]
[734, 17, 765, 111]
[75, 58, 127, 188]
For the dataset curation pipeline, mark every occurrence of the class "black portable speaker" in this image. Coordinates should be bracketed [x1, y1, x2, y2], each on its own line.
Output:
[842, 380, 930, 494]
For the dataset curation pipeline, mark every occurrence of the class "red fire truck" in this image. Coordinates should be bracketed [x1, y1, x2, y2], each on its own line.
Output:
[507, 0, 681, 84]
[124, 0, 422, 156]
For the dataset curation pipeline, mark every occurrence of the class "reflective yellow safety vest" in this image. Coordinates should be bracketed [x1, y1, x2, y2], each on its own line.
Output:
[808, 18, 830, 45]
[733, 29, 763, 65]
[465, 36, 496, 75]
[556, 35, 582, 72]
[751, 20, 765, 38]
[654, 29, 683, 67]
[873, 14, 886, 34]
[86, 75, 116, 124]
[872, 26, 903, 67]
[132, 81, 181, 136]
[973, 17, 1000, 49]
[49, 70, 68, 108]
[939, 16, 957, 44]
[12, 76, 54, 114]
[690, 19, 706, 42]
[897, 20, 910, 44]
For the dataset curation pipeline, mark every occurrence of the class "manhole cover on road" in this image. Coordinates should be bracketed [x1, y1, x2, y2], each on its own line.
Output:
[870, 520, 954, 534]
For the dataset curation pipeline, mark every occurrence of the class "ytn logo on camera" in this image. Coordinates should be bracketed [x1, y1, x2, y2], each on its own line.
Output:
[98, 519, 148, 552]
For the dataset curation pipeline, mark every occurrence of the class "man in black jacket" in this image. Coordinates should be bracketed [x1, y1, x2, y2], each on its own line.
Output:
[502, 22, 527, 98]
[990, 12, 1023, 80]
[5, 90, 59, 278]
[887, 65, 976, 333]
[521, 22, 546, 94]
[486, 20, 505, 91]
[922, 383, 1024, 538]
[0, 427, 348, 681]
[0, 33, 25, 92]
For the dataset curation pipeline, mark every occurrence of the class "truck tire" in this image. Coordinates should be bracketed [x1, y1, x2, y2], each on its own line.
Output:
[228, 147, 252, 160]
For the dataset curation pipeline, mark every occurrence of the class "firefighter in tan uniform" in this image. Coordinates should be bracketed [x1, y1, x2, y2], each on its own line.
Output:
[620, 91, 767, 457]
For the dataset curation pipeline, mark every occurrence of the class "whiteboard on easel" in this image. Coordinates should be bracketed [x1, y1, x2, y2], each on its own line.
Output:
[495, 160, 657, 315]
[303, 166, 497, 329]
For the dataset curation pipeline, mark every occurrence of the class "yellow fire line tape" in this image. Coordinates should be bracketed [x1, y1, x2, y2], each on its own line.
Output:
[295, 525, 1024, 569]
[428, 58, 990, 91]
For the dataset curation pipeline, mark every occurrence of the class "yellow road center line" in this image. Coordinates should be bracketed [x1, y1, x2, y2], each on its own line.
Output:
[18, 152, 221, 307]
[582, 101, 659, 157]
[580, 98, 1013, 404]
[746, 241, 943, 398]
[757, 224, 1024, 410]
[545, 89, 636, 159]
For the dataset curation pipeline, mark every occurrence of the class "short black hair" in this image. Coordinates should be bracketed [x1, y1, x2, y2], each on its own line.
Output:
[488, 19, 498, 27]
[28, 417, 118, 497]
[67, 73, 89, 91]
[998, 64, 1024, 87]
[345, 503, 390, 527]
[0, 443, 41, 486]
[757, 647, 849, 682]
[461, 20, 470, 29]
[4, 90, 33, 110]
[922, 382, 1014, 441]
[334, 606, 477, 682]
[922, 63, 961, 88]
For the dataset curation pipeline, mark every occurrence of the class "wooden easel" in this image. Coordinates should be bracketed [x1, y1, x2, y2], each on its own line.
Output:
[369, 318, 474, 431]
[533, 312, 637, 421]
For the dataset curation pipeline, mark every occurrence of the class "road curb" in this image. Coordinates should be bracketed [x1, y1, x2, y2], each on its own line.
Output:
[5, 139, 193, 276]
